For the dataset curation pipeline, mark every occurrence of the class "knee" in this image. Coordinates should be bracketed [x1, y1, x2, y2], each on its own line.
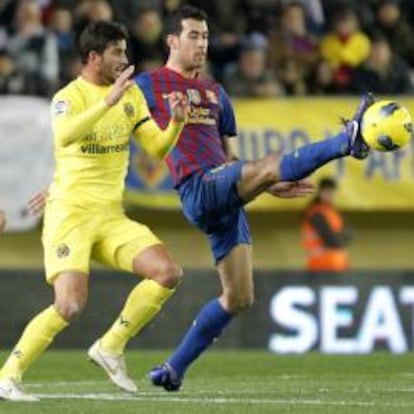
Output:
[149, 260, 183, 289]
[256, 155, 280, 183]
[54, 297, 87, 322]
[222, 291, 254, 315]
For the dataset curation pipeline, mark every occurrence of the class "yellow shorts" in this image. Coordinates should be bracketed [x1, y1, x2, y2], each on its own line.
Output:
[42, 202, 162, 284]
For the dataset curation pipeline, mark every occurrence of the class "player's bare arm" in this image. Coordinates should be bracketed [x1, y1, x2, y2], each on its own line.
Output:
[223, 137, 239, 162]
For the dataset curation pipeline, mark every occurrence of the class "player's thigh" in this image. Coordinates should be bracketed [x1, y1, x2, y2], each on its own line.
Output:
[206, 207, 251, 265]
[92, 213, 163, 274]
[237, 153, 282, 203]
[198, 161, 246, 216]
[42, 203, 96, 285]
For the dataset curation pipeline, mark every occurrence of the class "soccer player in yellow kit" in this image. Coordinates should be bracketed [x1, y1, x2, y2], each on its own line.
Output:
[0, 21, 188, 402]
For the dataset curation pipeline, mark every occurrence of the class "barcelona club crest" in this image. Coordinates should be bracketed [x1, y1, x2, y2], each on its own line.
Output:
[123, 102, 135, 118]
[187, 89, 201, 105]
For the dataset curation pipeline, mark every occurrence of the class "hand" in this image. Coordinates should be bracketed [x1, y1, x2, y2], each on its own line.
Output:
[168, 92, 188, 123]
[27, 189, 48, 216]
[267, 180, 315, 199]
[105, 65, 135, 107]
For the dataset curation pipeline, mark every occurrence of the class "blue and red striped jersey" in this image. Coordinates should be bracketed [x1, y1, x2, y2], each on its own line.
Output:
[135, 67, 237, 187]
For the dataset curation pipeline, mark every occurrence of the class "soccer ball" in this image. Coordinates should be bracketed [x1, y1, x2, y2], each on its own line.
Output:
[361, 100, 413, 151]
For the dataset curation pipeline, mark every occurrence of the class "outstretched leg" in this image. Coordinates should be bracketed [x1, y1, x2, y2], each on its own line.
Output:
[237, 94, 374, 203]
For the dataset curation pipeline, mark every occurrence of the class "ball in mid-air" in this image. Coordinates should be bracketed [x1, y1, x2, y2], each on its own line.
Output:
[361, 100, 413, 151]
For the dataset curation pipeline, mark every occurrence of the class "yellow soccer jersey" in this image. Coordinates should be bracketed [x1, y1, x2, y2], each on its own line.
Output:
[49, 76, 151, 207]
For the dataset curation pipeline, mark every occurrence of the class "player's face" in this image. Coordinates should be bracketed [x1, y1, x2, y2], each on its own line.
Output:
[99, 39, 129, 84]
[174, 19, 208, 71]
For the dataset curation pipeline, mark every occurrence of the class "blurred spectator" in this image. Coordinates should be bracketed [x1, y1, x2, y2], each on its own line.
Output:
[302, 178, 351, 273]
[73, 0, 114, 37]
[240, 0, 280, 33]
[0, 0, 412, 96]
[222, 33, 283, 97]
[129, 7, 164, 71]
[375, 0, 414, 67]
[350, 32, 412, 94]
[112, 0, 157, 31]
[49, 7, 73, 51]
[300, 0, 326, 35]
[321, 0, 379, 31]
[81, 0, 113, 22]
[196, 0, 246, 81]
[6, 0, 59, 96]
[308, 60, 340, 94]
[268, 2, 319, 95]
[320, 7, 370, 91]
[0, 49, 31, 94]
[163, 0, 186, 15]
[49, 7, 75, 86]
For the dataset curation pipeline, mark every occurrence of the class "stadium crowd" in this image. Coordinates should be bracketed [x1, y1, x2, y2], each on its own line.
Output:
[0, 0, 414, 97]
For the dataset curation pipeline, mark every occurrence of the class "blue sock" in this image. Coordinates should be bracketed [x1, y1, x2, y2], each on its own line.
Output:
[279, 132, 349, 181]
[167, 299, 232, 378]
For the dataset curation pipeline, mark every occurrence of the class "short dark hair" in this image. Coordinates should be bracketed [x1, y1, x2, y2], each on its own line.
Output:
[164, 5, 208, 41]
[78, 21, 128, 64]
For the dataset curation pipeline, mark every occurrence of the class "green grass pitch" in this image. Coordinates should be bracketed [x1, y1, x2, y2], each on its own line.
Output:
[1, 350, 414, 413]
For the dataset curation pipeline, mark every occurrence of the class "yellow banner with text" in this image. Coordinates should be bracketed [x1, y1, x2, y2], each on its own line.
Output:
[125, 97, 414, 211]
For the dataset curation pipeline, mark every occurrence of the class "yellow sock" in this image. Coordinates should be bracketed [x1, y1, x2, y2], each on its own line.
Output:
[0, 305, 68, 381]
[100, 279, 175, 355]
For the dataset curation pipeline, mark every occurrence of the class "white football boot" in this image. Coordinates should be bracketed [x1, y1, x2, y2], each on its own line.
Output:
[0, 378, 39, 402]
[87, 340, 137, 393]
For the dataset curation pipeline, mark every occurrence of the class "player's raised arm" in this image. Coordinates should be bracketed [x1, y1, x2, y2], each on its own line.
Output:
[223, 137, 240, 162]
[132, 91, 188, 161]
[52, 66, 135, 147]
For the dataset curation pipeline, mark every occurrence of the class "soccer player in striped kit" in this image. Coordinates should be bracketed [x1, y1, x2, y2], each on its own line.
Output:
[137, 5, 374, 391]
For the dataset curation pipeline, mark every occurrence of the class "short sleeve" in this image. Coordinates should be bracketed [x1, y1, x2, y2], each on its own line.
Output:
[135, 72, 156, 110]
[218, 85, 237, 138]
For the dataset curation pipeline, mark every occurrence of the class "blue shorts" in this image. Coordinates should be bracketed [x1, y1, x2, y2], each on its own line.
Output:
[177, 161, 251, 264]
